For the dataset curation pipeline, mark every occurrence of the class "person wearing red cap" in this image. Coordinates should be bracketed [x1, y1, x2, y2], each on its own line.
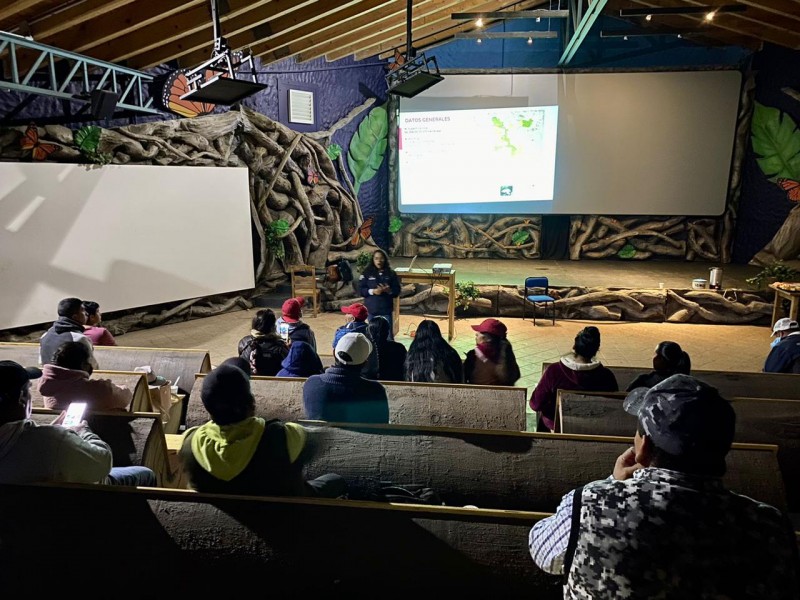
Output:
[359, 249, 401, 339]
[463, 318, 520, 386]
[333, 303, 378, 379]
[275, 297, 317, 352]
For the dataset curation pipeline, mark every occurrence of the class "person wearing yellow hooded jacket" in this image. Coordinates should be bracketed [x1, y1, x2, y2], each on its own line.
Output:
[178, 358, 346, 497]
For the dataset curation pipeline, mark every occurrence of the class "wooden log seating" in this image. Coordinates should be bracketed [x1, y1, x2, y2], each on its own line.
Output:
[186, 375, 528, 431]
[295, 423, 787, 513]
[0, 483, 563, 596]
[542, 362, 800, 401]
[29, 408, 174, 488]
[556, 391, 800, 512]
[0, 342, 212, 395]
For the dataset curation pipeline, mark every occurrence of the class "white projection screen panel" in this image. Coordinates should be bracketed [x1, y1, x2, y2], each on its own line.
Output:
[0, 163, 254, 329]
[399, 71, 742, 216]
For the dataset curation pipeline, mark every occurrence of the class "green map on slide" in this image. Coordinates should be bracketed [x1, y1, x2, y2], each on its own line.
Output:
[491, 109, 546, 156]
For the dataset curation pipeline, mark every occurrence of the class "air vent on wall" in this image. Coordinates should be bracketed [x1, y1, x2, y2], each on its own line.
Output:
[289, 89, 314, 125]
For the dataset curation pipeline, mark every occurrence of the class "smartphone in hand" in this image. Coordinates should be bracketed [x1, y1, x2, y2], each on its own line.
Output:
[62, 402, 87, 428]
[279, 322, 290, 343]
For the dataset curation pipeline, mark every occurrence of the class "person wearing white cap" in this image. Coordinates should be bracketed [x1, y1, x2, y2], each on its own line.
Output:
[764, 317, 800, 374]
[302, 333, 389, 424]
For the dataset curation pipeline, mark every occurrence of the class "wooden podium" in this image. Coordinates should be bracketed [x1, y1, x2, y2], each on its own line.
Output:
[769, 282, 800, 326]
[393, 269, 456, 340]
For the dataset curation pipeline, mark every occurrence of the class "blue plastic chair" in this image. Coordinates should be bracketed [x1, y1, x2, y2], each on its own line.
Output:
[523, 277, 555, 325]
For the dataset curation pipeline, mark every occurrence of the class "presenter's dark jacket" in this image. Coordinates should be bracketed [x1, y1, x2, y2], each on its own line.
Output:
[359, 268, 401, 317]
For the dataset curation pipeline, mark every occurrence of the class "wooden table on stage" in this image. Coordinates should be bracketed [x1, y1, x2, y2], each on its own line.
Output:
[770, 282, 800, 326]
[393, 270, 456, 340]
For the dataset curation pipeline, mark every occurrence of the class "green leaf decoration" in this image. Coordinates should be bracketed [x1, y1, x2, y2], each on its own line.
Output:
[617, 243, 637, 259]
[326, 143, 342, 161]
[388, 215, 403, 234]
[511, 230, 529, 246]
[751, 102, 800, 181]
[74, 126, 102, 153]
[265, 219, 290, 260]
[271, 219, 290, 236]
[347, 105, 389, 194]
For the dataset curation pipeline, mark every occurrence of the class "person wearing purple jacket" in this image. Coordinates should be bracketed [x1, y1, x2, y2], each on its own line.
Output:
[530, 326, 618, 432]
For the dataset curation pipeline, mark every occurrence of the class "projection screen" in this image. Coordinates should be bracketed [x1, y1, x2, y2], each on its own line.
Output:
[398, 71, 741, 216]
[0, 163, 254, 329]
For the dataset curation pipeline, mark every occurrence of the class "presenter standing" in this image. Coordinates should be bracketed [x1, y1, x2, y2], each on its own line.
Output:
[359, 249, 400, 340]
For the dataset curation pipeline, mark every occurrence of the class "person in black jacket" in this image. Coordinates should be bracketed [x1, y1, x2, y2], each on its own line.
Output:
[359, 249, 400, 339]
[626, 341, 692, 391]
[237, 309, 289, 376]
[404, 320, 463, 383]
[368, 316, 407, 382]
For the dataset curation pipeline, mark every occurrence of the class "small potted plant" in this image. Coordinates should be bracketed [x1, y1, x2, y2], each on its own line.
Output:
[746, 261, 799, 290]
[454, 281, 481, 312]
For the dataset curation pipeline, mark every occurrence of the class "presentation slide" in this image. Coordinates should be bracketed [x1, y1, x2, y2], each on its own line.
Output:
[399, 106, 558, 214]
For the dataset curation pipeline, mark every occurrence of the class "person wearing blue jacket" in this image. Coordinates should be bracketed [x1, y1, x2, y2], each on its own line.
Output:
[276, 341, 323, 378]
[359, 249, 400, 339]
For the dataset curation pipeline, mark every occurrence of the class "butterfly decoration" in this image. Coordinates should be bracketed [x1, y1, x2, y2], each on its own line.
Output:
[307, 166, 319, 186]
[19, 123, 60, 161]
[387, 49, 406, 72]
[776, 178, 800, 203]
[349, 216, 375, 246]
[161, 69, 217, 119]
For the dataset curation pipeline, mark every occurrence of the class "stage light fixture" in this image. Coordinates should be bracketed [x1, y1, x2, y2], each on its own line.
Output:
[476, 17, 484, 27]
[705, 11, 716, 21]
[180, 0, 267, 105]
[618, 4, 746, 18]
[601, 27, 695, 39]
[477, 38, 482, 44]
[645, 14, 652, 21]
[386, 0, 444, 98]
[527, 37, 533, 45]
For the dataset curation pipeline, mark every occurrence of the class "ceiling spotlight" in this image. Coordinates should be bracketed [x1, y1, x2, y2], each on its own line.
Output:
[527, 37, 533, 44]
[623, 35, 628, 41]
[645, 14, 652, 21]
[476, 17, 484, 27]
[536, 16, 541, 22]
[705, 11, 715, 21]
[677, 33, 682, 38]
[477, 37, 482, 44]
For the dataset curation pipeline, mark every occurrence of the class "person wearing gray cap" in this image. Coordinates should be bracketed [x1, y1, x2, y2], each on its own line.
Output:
[0, 360, 156, 487]
[763, 317, 800, 374]
[529, 374, 799, 599]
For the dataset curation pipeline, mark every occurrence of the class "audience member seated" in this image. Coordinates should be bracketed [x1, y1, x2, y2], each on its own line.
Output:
[39, 297, 98, 369]
[763, 318, 800, 374]
[464, 319, 520, 386]
[530, 326, 617, 432]
[179, 362, 346, 497]
[81, 301, 117, 346]
[626, 341, 691, 391]
[237, 309, 289, 377]
[38, 342, 132, 411]
[0, 360, 156, 486]
[529, 375, 800, 598]
[276, 297, 317, 351]
[333, 302, 378, 379]
[303, 333, 389, 424]
[276, 341, 324, 378]
[368, 316, 407, 381]
[403, 319, 463, 383]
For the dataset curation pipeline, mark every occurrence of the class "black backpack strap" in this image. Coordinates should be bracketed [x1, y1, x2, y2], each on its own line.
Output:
[562, 486, 584, 582]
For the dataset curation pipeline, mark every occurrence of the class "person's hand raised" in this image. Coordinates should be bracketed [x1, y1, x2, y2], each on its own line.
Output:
[612, 447, 644, 481]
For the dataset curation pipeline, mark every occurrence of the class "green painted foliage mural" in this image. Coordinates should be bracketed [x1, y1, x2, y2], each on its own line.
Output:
[347, 105, 388, 194]
[751, 102, 800, 181]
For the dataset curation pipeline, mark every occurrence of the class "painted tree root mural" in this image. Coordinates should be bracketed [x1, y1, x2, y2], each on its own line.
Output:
[394, 284, 771, 325]
[0, 107, 377, 336]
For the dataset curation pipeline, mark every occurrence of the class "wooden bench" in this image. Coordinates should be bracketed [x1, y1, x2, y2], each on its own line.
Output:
[169, 423, 786, 512]
[0, 482, 562, 596]
[29, 370, 151, 413]
[30, 408, 175, 488]
[0, 342, 212, 395]
[556, 391, 800, 511]
[541, 362, 800, 400]
[186, 374, 528, 431]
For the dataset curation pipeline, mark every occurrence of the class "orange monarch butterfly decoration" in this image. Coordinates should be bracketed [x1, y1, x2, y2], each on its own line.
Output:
[349, 216, 375, 246]
[776, 178, 800, 203]
[161, 69, 220, 118]
[19, 123, 60, 161]
[387, 49, 406, 72]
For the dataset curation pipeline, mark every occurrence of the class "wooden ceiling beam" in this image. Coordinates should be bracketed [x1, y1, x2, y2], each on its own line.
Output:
[255, 0, 425, 65]
[735, 0, 800, 24]
[26, 0, 138, 41]
[0, 0, 54, 28]
[301, 0, 479, 63]
[166, 0, 384, 70]
[678, 0, 800, 46]
[88, 0, 312, 65]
